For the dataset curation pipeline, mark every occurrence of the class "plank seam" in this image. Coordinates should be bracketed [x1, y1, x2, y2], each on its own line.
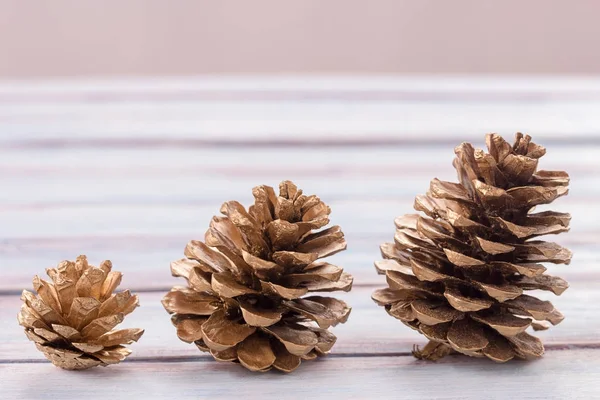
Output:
[3, 136, 600, 150]
[1, 344, 598, 365]
[5, 91, 600, 104]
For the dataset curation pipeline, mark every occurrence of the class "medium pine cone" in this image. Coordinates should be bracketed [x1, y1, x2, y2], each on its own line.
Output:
[162, 180, 353, 372]
[18, 255, 144, 370]
[373, 133, 571, 362]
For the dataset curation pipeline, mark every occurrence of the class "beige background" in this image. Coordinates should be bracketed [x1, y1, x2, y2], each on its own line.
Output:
[1, 0, 600, 77]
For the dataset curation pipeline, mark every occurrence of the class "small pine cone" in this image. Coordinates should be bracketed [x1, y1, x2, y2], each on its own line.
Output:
[18, 255, 144, 370]
[373, 133, 571, 362]
[162, 180, 353, 372]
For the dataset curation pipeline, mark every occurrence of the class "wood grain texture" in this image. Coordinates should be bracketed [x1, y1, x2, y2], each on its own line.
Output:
[0, 77, 598, 399]
[2, 76, 600, 143]
[2, 350, 599, 400]
[0, 145, 590, 290]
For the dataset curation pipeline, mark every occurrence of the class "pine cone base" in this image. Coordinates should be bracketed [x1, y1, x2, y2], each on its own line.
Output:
[35, 343, 102, 370]
[413, 341, 455, 361]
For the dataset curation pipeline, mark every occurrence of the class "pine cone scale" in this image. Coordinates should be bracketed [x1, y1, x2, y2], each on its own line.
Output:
[271, 341, 302, 372]
[284, 262, 343, 285]
[96, 328, 144, 347]
[200, 310, 256, 351]
[443, 286, 493, 312]
[446, 317, 489, 354]
[282, 298, 343, 329]
[481, 334, 515, 362]
[236, 333, 276, 372]
[161, 289, 218, 315]
[211, 346, 238, 362]
[211, 272, 257, 297]
[261, 281, 305, 299]
[184, 240, 236, 274]
[262, 323, 318, 356]
[52, 324, 80, 340]
[239, 300, 283, 326]
[67, 297, 100, 329]
[242, 250, 283, 278]
[172, 316, 207, 342]
[303, 272, 353, 292]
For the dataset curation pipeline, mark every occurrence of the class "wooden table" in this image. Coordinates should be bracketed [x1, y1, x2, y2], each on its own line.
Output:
[1, 77, 598, 399]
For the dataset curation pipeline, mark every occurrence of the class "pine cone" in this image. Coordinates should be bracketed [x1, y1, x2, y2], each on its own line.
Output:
[18, 255, 144, 370]
[373, 133, 571, 362]
[162, 181, 353, 372]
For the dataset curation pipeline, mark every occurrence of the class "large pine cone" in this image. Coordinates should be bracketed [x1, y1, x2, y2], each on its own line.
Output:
[162, 181, 353, 372]
[18, 255, 144, 370]
[373, 133, 571, 362]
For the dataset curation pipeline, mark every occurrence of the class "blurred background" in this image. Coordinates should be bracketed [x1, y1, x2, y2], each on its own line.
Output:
[2, 0, 600, 76]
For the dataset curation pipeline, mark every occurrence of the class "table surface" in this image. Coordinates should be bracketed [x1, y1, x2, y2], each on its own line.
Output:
[1, 76, 599, 400]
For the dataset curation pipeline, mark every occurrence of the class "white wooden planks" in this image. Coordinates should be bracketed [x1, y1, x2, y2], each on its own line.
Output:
[0, 144, 588, 290]
[1, 76, 600, 143]
[2, 76, 600, 94]
[1, 76, 599, 399]
[2, 350, 599, 400]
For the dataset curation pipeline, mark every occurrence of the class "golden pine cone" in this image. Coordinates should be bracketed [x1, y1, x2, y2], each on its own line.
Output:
[162, 180, 353, 372]
[373, 133, 571, 362]
[18, 255, 144, 370]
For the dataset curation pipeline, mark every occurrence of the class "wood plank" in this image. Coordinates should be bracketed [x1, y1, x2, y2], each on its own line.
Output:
[1, 101, 600, 143]
[1, 143, 597, 171]
[1, 162, 597, 205]
[0, 196, 589, 290]
[2, 144, 593, 178]
[1, 197, 587, 238]
[1, 77, 600, 144]
[2, 349, 599, 400]
[0, 146, 590, 226]
[0, 142, 590, 290]
[0, 146, 586, 234]
[2, 284, 597, 361]
[2, 76, 600, 96]
[0, 77, 598, 397]
[0, 143, 590, 289]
